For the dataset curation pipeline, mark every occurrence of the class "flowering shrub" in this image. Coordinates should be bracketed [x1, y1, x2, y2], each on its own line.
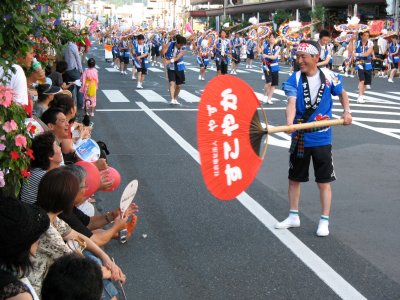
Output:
[0, 86, 34, 198]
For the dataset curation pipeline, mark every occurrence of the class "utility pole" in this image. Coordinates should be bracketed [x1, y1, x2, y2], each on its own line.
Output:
[172, 0, 176, 28]
[395, 0, 399, 33]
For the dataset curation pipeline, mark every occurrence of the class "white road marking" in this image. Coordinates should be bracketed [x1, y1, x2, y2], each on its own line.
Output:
[351, 117, 400, 124]
[332, 114, 400, 140]
[136, 101, 367, 300]
[365, 90, 400, 101]
[105, 68, 119, 72]
[346, 91, 399, 105]
[148, 67, 164, 73]
[179, 90, 200, 103]
[388, 91, 400, 95]
[136, 89, 168, 103]
[102, 90, 130, 102]
[254, 92, 280, 102]
[95, 65, 100, 69]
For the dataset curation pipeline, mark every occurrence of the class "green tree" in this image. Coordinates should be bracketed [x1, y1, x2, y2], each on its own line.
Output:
[309, 4, 326, 31]
[273, 9, 291, 29]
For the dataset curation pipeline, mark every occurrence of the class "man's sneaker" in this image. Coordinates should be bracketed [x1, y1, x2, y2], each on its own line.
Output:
[366, 85, 371, 89]
[344, 73, 348, 77]
[388, 78, 394, 83]
[170, 99, 175, 105]
[275, 216, 300, 229]
[198, 75, 202, 80]
[357, 96, 365, 104]
[132, 75, 136, 80]
[266, 99, 273, 105]
[137, 83, 143, 89]
[201, 77, 205, 81]
[261, 74, 265, 80]
[316, 220, 329, 237]
[174, 99, 180, 105]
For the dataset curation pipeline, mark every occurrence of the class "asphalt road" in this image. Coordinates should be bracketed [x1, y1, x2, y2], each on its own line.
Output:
[86, 42, 400, 299]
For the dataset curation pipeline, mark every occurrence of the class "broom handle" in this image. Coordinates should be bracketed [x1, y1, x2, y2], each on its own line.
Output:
[268, 119, 344, 134]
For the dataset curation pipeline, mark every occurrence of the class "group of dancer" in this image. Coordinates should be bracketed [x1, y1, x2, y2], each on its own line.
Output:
[108, 31, 187, 104]
[103, 25, 399, 105]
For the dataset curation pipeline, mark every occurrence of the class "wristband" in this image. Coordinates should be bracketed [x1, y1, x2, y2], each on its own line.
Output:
[343, 109, 352, 114]
[170, 58, 175, 63]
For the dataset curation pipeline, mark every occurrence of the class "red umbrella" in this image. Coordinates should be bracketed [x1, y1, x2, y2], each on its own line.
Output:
[197, 76, 265, 200]
[197, 76, 346, 200]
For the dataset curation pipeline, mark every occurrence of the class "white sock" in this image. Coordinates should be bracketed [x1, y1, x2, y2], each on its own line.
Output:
[320, 215, 329, 223]
[288, 210, 300, 221]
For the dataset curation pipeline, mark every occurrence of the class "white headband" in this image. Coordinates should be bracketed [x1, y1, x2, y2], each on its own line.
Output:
[296, 42, 319, 55]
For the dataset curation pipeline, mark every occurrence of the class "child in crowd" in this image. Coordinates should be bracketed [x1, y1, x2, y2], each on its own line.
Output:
[80, 58, 98, 117]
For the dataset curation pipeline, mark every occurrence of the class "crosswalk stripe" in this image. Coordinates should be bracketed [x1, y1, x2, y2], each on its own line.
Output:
[346, 91, 399, 105]
[179, 90, 200, 103]
[254, 92, 280, 102]
[235, 69, 250, 74]
[365, 90, 400, 101]
[105, 68, 119, 72]
[136, 89, 168, 103]
[352, 117, 400, 124]
[187, 67, 200, 73]
[388, 91, 400, 95]
[247, 68, 263, 74]
[102, 90, 130, 102]
[148, 67, 164, 73]
[332, 102, 400, 110]
[340, 109, 400, 116]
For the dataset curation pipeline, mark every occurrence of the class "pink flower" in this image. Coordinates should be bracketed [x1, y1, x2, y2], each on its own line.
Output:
[2, 120, 18, 133]
[0, 171, 5, 187]
[15, 134, 27, 148]
[0, 86, 14, 108]
[0, 143, 5, 151]
[0, 135, 5, 141]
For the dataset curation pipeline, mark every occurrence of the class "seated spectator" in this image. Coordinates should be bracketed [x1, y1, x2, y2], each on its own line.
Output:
[29, 167, 125, 298]
[48, 61, 74, 90]
[20, 131, 63, 204]
[0, 196, 50, 300]
[33, 84, 61, 117]
[60, 165, 138, 246]
[41, 254, 103, 300]
[51, 93, 77, 122]
[41, 108, 70, 143]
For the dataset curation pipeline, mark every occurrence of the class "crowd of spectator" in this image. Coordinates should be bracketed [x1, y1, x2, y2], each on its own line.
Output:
[0, 35, 137, 300]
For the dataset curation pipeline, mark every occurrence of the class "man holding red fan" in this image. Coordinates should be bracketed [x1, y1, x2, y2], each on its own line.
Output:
[276, 40, 352, 237]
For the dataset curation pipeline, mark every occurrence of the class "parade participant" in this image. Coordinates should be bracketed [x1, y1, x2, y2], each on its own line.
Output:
[289, 44, 299, 75]
[130, 35, 137, 80]
[343, 44, 355, 78]
[133, 34, 149, 89]
[230, 32, 243, 75]
[317, 30, 332, 69]
[118, 37, 130, 75]
[215, 29, 231, 76]
[377, 34, 388, 77]
[195, 33, 210, 81]
[151, 33, 162, 67]
[260, 33, 280, 104]
[276, 40, 352, 237]
[353, 31, 373, 103]
[245, 37, 257, 69]
[162, 34, 187, 105]
[111, 34, 120, 69]
[387, 35, 399, 83]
